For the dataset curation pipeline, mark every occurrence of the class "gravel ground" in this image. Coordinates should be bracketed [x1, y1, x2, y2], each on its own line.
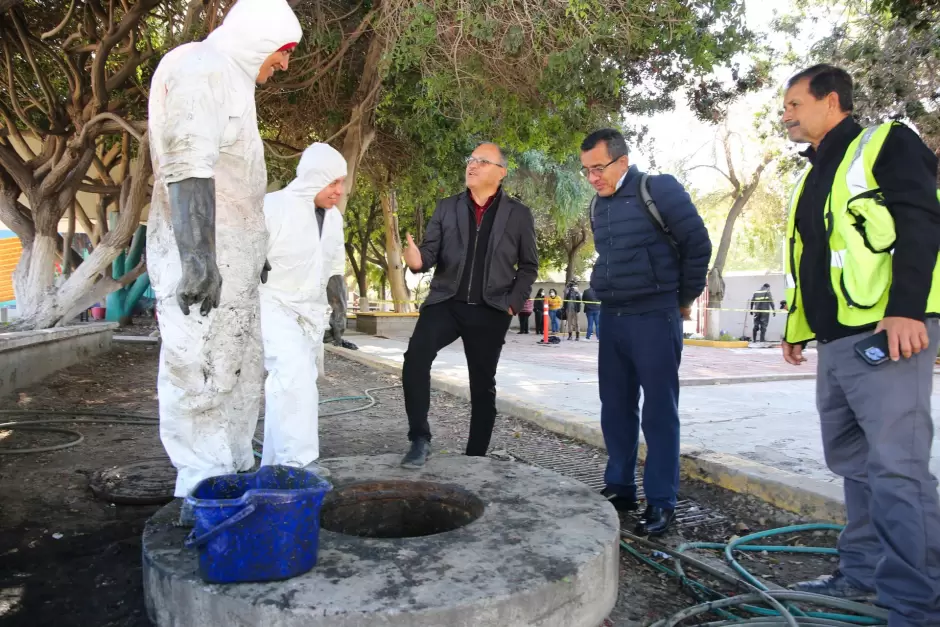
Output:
[0, 343, 843, 626]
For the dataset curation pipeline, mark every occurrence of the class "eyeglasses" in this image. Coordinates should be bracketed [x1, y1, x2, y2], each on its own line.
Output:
[466, 156, 506, 168]
[580, 158, 619, 178]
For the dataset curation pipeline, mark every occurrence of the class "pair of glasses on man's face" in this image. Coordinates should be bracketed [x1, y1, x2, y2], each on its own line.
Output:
[580, 158, 619, 178]
[465, 156, 506, 168]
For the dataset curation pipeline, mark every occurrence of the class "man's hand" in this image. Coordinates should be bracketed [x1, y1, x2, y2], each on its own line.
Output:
[876, 316, 930, 361]
[508, 307, 515, 315]
[326, 275, 347, 346]
[782, 341, 806, 366]
[679, 306, 692, 321]
[403, 233, 422, 272]
[177, 253, 223, 316]
[260, 259, 271, 284]
[168, 177, 221, 317]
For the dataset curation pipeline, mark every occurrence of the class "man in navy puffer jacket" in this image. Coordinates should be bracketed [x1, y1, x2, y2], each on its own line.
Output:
[581, 128, 712, 537]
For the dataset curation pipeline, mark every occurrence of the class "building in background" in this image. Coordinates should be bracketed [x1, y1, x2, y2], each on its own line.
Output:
[0, 229, 22, 311]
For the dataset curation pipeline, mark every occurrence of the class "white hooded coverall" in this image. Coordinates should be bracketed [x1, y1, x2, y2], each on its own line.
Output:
[146, 0, 302, 496]
[259, 143, 348, 467]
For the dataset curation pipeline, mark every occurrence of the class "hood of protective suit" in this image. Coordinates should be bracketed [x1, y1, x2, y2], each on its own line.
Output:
[205, 0, 302, 82]
[285, 143, 348, 205]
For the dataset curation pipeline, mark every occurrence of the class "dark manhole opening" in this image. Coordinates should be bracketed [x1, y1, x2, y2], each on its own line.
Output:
[320, 480, 484, 539]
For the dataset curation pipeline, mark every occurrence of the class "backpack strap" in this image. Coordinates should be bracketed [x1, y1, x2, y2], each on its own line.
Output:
[589, 175, 680, 258]
[589, 195, 597, 232]
[639, 174, 680, 256]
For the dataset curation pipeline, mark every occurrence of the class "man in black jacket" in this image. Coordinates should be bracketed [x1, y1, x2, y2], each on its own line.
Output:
[399, 143, 539, 467]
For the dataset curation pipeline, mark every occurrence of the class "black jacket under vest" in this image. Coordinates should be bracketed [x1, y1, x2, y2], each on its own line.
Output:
[415, 189, 539, 314]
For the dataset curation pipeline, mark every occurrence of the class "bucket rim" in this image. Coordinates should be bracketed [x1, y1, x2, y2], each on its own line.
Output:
[184, 465, 332, 508]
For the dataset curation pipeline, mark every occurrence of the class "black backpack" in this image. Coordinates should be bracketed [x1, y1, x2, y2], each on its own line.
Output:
[589, 173, 679, 256]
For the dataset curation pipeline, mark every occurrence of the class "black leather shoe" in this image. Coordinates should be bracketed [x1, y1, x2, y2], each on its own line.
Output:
[401, 438, 431, 469]
[601, 487, 638, 512]
[635, 506, 675, 537]
[789, 571, 876, 602]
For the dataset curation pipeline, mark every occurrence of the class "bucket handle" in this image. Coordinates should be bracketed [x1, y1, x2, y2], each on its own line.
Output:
[183, 503, 257, 549]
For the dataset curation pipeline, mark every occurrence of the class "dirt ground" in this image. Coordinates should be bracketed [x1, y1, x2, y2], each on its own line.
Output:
[0, 343, 841, 627]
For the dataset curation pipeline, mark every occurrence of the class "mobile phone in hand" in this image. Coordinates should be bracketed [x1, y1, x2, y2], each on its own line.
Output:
[854, 330, 890, 366]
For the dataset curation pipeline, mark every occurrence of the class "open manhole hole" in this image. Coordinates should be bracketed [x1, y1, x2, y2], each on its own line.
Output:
[320, 480, 485, 539]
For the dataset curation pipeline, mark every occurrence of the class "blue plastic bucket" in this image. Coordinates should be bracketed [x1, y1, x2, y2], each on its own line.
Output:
[183, 465, 331, 583]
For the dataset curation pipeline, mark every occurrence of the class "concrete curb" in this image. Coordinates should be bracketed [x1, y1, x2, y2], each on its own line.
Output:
[683, 338, 749, 348]
[681, 372, 817, 386]
[326, 345, 846, 523]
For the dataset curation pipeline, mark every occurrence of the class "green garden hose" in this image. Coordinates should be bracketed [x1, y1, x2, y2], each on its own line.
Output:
[621, 525, 889, 627]
[0, 385, 401, 455]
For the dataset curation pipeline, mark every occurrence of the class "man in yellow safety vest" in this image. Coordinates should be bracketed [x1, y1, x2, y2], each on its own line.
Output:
[780, 64, 940, 627]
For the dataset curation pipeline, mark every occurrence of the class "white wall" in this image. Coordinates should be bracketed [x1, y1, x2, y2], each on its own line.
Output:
[713, 271, 787, 341]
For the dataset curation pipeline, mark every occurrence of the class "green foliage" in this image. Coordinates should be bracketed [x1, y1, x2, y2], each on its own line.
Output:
[787, 0, 940, 160]
[505, 151, 596, 278]
[695, 180, 788, 272]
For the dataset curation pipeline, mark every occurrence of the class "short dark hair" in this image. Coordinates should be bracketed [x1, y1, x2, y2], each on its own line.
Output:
[476, 142, 507, 167]
[786, 64, 854, 113]
[581, 129, 629, 160]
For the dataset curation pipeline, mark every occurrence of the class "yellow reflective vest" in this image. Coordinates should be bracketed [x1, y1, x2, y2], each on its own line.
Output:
[784, 122, 940, 343]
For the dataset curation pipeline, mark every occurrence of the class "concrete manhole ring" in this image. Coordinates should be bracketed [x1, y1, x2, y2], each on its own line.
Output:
[143, 454, 620, 627]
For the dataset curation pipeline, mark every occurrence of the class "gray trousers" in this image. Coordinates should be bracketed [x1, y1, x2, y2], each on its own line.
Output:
[817, 320, 940, 626]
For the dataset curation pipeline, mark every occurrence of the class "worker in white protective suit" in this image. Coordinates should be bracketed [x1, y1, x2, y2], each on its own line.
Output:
[146, 0, 302, 512]
[259, 143, 348, 475]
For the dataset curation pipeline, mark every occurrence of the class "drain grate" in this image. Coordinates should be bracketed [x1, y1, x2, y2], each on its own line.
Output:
[506, 441, 727, 530]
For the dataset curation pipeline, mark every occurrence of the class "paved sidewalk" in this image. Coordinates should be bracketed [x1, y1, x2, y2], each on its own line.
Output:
[333, 331, 940, 520]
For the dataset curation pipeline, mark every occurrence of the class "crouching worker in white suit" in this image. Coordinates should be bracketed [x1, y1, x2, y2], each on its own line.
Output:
[146, 0, 302, 517]
[259, 143, 348, 477]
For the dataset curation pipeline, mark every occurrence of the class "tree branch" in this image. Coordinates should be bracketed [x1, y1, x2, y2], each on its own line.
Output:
[0, 134, 34, 193]
[105, 47, 156, 93]
[41, 0, 76, 40]
[276, 9, 377, 90]
[722, 131, 741, 192]
[78, 112, 144, 146]
[2, 37, 45, 136]
[90, 0, 161, 111]
[686, 163, 735, 188]
[0, 101, 35, 159]
[10, 11, 59, 119]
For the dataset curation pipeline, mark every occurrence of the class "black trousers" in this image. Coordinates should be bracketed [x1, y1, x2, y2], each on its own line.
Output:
[534, 309, 544, 335]
[403, 300, 512, 456]
[518, 312, 531, 333]
[753, 313, 769, 341]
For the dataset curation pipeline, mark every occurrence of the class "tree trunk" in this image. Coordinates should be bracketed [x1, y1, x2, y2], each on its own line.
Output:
[15, 229, 60, 322]
[63, 203, 76, 277]
[563, 227, 588, 284]
[336, 31, 384, 214]
[704, 150, 772, 339]
[706, 292, 724, 341]
[10, 136, 153, 330]
[380, 189, 411, 313]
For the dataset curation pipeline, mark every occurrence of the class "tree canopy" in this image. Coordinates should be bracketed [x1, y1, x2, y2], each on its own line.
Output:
[1, 0, 763, 326]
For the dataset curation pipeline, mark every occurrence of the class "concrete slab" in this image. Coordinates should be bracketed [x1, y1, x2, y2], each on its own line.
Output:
[355, 313, 419, 337]
[0, 322, 118, 397]
[143, 454, 619, 627]
[113, 335, 160, 344]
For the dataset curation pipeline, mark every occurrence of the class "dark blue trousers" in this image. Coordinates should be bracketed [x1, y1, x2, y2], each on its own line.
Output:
[599, 307, 682, 509]
[586, 311, 600, 339]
